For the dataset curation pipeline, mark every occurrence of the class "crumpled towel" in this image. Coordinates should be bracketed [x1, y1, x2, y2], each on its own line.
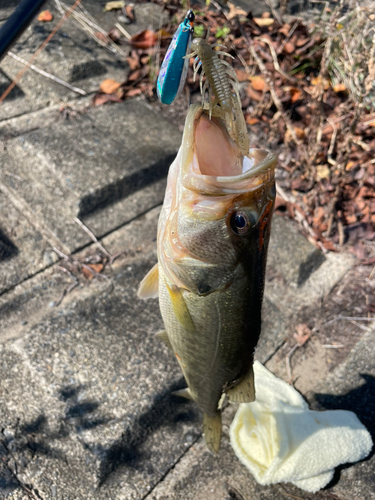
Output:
[230, 361, 373, 493]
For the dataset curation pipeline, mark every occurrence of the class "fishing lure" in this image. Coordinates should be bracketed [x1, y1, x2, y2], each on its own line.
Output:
[186, 36, 250, 158]
[157, 10, 195, 105]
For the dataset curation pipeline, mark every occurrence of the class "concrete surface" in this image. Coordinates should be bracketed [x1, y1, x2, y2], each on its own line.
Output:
[0, 1, 374, 499]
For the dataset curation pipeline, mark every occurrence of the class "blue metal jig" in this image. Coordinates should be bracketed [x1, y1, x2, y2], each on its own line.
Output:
[157, 10, 195, 105]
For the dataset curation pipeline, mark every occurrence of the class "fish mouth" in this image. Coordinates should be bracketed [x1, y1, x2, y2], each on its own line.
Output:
[180, 104, 276, 194]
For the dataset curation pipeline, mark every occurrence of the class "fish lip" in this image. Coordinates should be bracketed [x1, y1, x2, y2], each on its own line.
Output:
[181, 104, 277, 193]
[198, 149, 277, 184]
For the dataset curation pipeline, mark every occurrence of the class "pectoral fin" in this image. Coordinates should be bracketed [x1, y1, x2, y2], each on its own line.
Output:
[155, 330, 173, 351]
[226, 365, 255, 403]
[137, 263, 159, 299]
[203, 412, 222, 454]
[165, 281, 195, 332]
[172, 388, 193, 400]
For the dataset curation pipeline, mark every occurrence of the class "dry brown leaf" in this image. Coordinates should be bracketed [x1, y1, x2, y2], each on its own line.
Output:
[246, 117, 259, 125]
[227, 2, 247, 20]
[125, 4, 135, 22]
[283, 42, 295, 54]
[296, 37, 310, 47]
[125, 88, 142, 97]
[316, 164, 330, 180]
[92, 93, 122, 106]
[253, 17, 274, 27]
[235, 69, 249, 82]
[100, 79, 121, 94]
[130, 30, 157, 49]
[278, 24, 291, 36]
[333, 83, 347, 93]
[249, 75, 267, 91]
[246, 86, 262, 101]
[345, 161, 356, 171]
[285, 126, 305, 142]
[294, 323, 312, 345]
[38, 10, 53, 22]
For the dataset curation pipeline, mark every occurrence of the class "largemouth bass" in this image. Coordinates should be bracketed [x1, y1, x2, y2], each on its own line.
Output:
[138, 103, 276, 453]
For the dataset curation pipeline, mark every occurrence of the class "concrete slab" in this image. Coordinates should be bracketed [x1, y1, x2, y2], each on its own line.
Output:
[0, 204, 358, 499]
[0, 0, 129, 121]
[0, 99, 181, 266]
[0, 188, 57, 294]
[313, 328, 375, 500]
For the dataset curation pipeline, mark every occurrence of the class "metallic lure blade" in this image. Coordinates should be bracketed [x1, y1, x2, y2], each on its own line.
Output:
[157, 10, 194, 105]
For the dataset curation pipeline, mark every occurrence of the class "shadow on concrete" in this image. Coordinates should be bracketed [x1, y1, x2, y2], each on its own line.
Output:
[297, 250, 325, 286]
[0, 228, 19, 262]
[78, 154, 175, 218]
[97, 377, 200, 487]
[0, 69, 24, 101]
[314, 373, 375, 489]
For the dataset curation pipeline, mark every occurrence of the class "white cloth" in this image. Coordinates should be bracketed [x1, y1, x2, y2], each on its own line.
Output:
[229, 361, 373, 493]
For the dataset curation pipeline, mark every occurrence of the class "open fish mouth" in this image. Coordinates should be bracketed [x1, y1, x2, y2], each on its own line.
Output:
[180, 104, 277, 195]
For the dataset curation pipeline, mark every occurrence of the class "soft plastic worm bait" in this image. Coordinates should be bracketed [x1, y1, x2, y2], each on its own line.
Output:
[157, 10, 195, 105]
[186, 36, 250, 158]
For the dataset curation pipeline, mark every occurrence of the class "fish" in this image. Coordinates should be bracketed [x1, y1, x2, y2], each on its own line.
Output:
[138, 103, 276, 453]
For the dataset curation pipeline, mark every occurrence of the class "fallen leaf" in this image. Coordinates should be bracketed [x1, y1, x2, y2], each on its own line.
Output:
[235, 69, 249, 82]
[278, 24, 291, 36]
[125, 88, 142, 97]
[249, 75, 267, 91]
[100, 79, 121, 94]
[333, 83, 346, 93]
[108, 28, 122, 42]
[310, 75, 330, 90]
[246, 86, 262, 101]
[227, 2, 247, 20]
[296, 37, 310, 47]
[125, 4, 135, 22]
[94, 32, 108, 43]
[294, 323, 312, 345]
[246, 117, 259, 125]
[130, 29, 157, 49]
[92, 93, 122, 106]
[127, 52, 140, 70]
[283, 42, 295, 54]
[253, 17, 274, 27]
[38, 10, 53, 22]
[285, 126, 305, 142]
[316, 164, 330, 180]
[82, 263, 104, 279]
[103, 1, 125, 12]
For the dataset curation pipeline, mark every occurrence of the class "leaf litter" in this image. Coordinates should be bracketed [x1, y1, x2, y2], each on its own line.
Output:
[93, 0, 375, 262]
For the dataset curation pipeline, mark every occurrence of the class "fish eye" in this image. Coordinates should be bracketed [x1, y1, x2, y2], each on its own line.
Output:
[230, 211, 256, 235]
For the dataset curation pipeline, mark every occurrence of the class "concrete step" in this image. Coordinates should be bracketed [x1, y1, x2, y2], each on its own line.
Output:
[0, 205, 356, 499]
[0, 99, 181, 295]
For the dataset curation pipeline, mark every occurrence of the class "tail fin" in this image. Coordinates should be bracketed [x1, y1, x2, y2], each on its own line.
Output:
[203, 412, 222, 454]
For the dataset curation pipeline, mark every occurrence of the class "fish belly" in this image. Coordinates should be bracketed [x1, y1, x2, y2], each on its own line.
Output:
[158, 269, 260, 416]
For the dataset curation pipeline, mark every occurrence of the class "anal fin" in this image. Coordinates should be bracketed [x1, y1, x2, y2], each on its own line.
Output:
[137, 263, 159, 300]
[226, 365, 255, 403]
[203, 412, 222, 454]
[172, 388, 193, 400]
[155, 330, 173, 351]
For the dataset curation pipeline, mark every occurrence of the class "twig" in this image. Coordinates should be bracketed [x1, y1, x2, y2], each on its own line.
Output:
[53, 265, 79, 306]
[0, 0, 83, 104]
[74, 218, 112, 259]
[7, 52, 86, 95]
[240, 26, 311, 169]
[323, 315, 375, 327]
[277, 20, 300, 55]
[322, 344, 344, 348]
[285, 344, 300, 385]
[259, 37, 295, 82]
[115, 22, 132, 40]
